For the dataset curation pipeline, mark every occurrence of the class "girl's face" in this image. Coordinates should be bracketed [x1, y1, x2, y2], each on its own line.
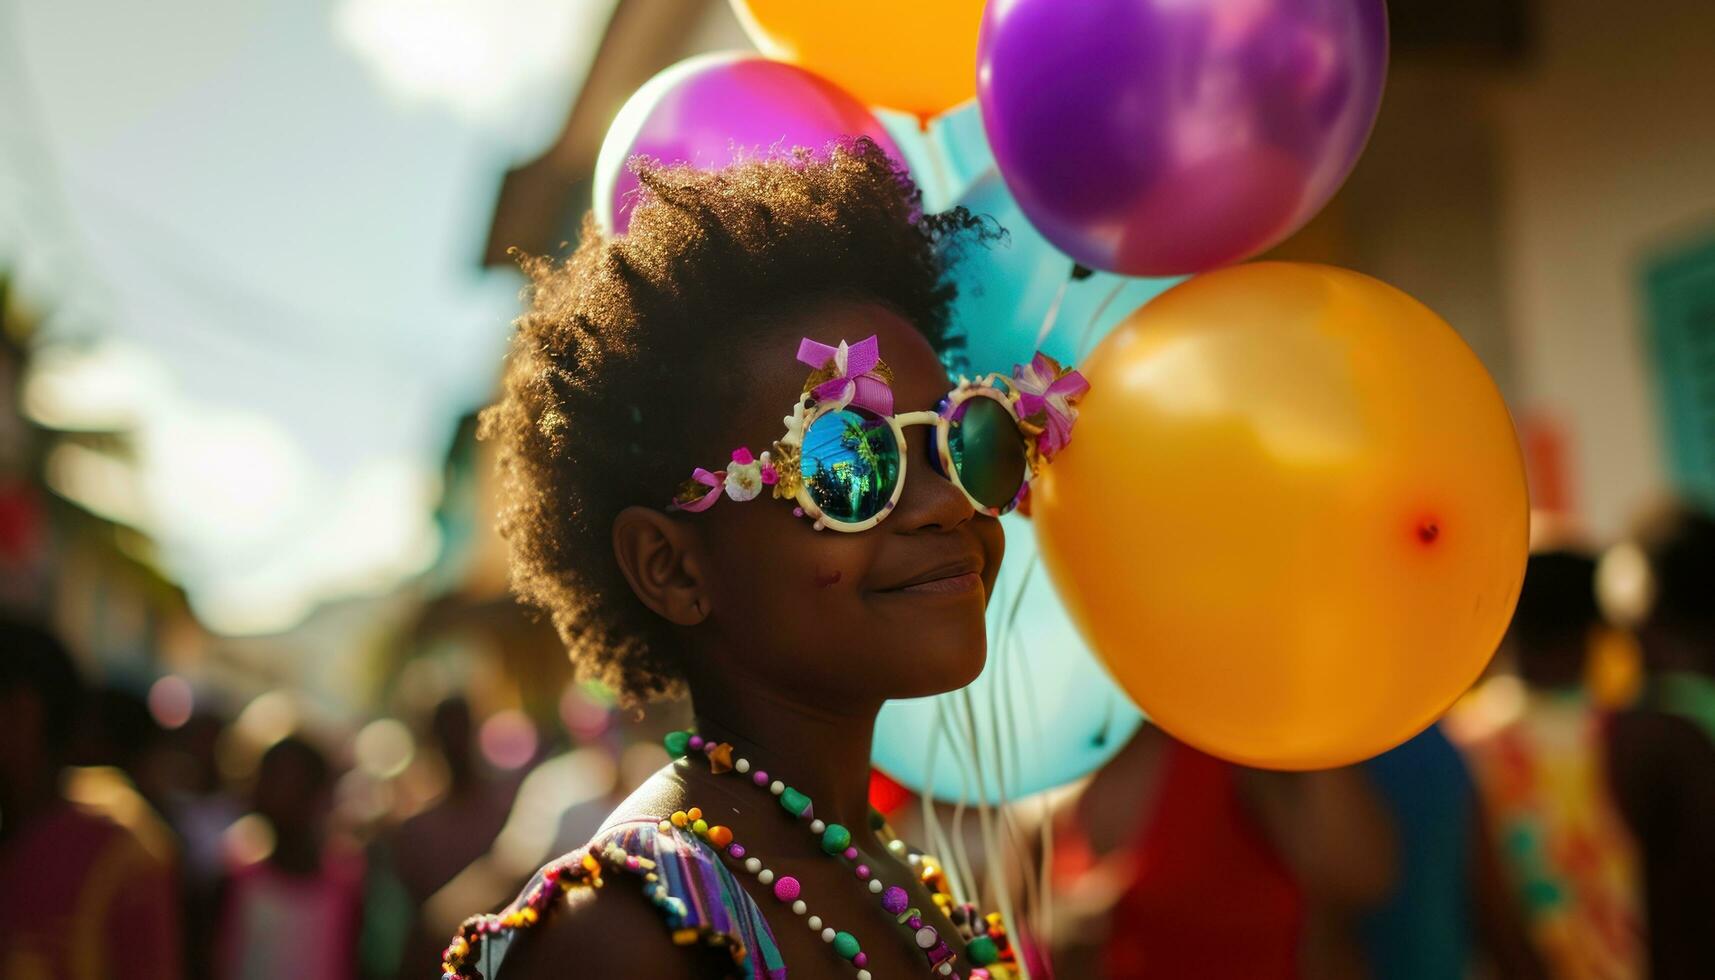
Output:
[681, 300, 1005, 706]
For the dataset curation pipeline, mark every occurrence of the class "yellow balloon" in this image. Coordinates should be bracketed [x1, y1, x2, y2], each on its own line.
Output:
[1032, 263, 1529, 770]
[730, 0, 984, 120]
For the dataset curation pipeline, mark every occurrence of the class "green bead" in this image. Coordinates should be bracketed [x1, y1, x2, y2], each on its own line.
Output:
[966, 936, 999, 966]
[779, 786, 812, 817]
[691, 819, 708, 835]
[820, 823, 851, 854]
[663, 730, 690, 756]
[832, 931, 860, 960]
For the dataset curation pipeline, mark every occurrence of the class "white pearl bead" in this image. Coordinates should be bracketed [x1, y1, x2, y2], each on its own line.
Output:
[807, 916, 822, 931]
[868, 879, 884, 894]
[888, 839, 907, 855]
[735, 758, 750, 773]
[916, 926, 938, 948]
[658, 820, 672, 832]
[809, 819, 826, 835]
[939, 963, 953, 976]
[744, 857, 761, 874]
[821, 928, 836, 943]
[792, 900, 807, 915]
[770, 780, 785, 796]
[758, 869, 775, 886]
[857, 973, 871, 980]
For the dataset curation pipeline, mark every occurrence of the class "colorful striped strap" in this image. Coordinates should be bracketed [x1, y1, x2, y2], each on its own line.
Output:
[441, 820, 784, 979]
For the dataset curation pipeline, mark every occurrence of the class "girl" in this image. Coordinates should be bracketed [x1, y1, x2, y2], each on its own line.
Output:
[443, 138, 1083, 980]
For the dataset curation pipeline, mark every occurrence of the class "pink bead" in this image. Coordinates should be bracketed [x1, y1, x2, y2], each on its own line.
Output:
[843, 847, 859, 860]
[753, 771, 769, 786]
[772, 876, 802, 902]
[855, 864, 870, 880]
[688, 735, 704, 750]
[853, 953, 868, 968]
[882, 886, 909, 915]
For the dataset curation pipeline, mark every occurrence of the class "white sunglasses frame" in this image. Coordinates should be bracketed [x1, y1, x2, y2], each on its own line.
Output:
[787, 373, 1034, 532]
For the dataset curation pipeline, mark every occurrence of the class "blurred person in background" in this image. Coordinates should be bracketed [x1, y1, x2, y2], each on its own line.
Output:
[380, 696, 517, 978]
[216, 735, 362, 980]
[0, 616, 184, 980]
[163, 712, 243, 980]
[1358, 724, 1545, 980]
[1456, 550, 1644, 977]
[1043, 725, 1394, 979]
[1605, 507, 1715, 980]
[65, 685, 182, 866]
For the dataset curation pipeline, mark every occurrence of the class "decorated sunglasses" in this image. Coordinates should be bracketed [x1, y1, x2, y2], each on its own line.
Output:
[668, 335, 1089, 532]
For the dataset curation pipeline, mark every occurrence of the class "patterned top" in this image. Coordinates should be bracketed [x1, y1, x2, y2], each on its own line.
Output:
[1456, 692, 1644, 979]
[442, 818, 1019, 979]
[441, 820, 781, 979]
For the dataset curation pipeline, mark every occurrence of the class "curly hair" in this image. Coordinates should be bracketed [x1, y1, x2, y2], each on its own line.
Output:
[480, 138, 994, 705]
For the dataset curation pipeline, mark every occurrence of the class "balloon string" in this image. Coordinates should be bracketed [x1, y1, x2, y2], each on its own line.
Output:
[1038, 788, 1056, 968]
[1034, 271, 1074, 351]
[934, 701, 980, 904]
[920, 113, 956, 212]
[1076, 279, 1129, 361]
[1005, 556, 1053, 974]
[962, 684, 1026, 980]
[990, 596, 1038, 977]
[999, 559, 1048, 975]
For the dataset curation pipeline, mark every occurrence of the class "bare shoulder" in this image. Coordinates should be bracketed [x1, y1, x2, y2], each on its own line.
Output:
[497, 881, 725, 980]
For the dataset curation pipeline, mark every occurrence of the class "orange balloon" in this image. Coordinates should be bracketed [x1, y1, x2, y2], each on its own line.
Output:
[730, 0, 984, 120]
[1032, 262, 1529, 770]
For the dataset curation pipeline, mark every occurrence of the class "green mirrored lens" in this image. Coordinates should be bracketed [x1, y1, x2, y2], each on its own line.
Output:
[948, 395, 1027, 510]
[800, 408, 901, 525]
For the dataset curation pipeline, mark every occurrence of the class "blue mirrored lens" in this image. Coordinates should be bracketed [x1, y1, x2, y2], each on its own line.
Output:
[799, 408, 901, 525]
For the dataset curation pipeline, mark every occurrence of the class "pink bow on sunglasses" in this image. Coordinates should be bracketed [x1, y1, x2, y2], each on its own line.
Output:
[797, 336, 893, 416]
[1012, 352, 1090, 459]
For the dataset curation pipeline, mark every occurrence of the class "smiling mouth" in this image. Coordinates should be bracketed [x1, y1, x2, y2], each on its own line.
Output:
[877, 570, 984, 596]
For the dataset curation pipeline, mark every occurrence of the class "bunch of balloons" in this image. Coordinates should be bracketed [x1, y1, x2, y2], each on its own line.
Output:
[596, 0, 1529, 778]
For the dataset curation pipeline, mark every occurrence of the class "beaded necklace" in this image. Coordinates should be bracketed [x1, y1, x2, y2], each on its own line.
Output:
[663, 729, 1014, 980]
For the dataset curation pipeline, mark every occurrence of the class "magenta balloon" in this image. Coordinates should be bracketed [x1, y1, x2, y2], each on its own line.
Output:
[977, 0, 1387, 276]
[597, 53, 906, 235]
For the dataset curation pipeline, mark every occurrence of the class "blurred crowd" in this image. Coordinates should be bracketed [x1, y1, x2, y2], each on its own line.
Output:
[3, 502, 1711, 979]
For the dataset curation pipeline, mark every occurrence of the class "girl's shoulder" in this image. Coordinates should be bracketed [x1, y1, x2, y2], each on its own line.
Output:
[440, 819, 782, 980]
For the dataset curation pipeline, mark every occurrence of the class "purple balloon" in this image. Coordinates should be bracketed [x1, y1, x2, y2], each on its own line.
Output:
[977, 0, 1387, 276]
[595, 53, 906, 235]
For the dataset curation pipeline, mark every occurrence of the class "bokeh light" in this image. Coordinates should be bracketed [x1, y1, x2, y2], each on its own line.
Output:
[478, 709, 538, 771]
[146, 675, 195, 730]
[353, 717, 416, 779]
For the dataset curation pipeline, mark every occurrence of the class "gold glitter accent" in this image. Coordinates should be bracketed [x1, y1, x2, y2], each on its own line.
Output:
[673, 477, 713, 507]
[770, 441, 803, 498]
[800, 358, 893, 396]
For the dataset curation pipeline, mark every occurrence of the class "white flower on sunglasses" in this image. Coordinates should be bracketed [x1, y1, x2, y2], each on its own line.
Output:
[724, 447, 765, 502]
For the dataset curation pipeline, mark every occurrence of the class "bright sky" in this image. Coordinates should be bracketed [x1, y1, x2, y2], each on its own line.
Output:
[4, 0, 617, 633]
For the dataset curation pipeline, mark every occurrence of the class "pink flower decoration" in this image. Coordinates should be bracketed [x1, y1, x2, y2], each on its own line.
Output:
[1012, 353, 1090, 459]
[731, 447, 755, 465]
[797, 335, 893, 415]
[672, 468, 724, 512]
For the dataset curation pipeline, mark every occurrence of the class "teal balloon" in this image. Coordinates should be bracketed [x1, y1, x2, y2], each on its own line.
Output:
[878, 102, 993, 210]
[872, 513, 1145, 804]
[949, 170, 1181, 376]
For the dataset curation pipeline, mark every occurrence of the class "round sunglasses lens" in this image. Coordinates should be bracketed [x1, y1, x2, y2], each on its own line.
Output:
[799, 408, 901, 525]
[948, 395, 1027, 510]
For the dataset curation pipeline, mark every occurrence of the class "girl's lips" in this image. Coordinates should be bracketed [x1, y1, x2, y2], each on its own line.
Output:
[879, 570, 983, 596]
